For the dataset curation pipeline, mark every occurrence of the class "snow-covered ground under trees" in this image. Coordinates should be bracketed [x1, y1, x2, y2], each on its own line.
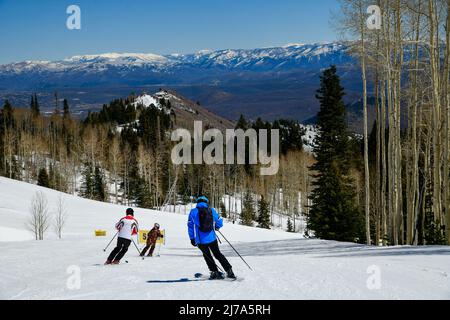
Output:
[0, 177, 449, 300]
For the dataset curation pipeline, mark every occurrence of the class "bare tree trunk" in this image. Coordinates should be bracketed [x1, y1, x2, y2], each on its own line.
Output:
[408, 2, 422, 245]
[54, 193, 68, 239]
[381, 72, 388, 245]
[359, 1, 371, 245]
[375, 69, 381, 246]
[444, 0, 450, 244]
[428, 0, 443, 230]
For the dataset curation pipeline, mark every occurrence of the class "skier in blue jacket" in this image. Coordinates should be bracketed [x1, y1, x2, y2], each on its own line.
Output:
[188, 196, 236, 280]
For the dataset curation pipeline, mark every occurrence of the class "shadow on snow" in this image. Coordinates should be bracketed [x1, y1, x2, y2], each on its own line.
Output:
[146, 278, 207, 284]
[211, 238, 450, 259]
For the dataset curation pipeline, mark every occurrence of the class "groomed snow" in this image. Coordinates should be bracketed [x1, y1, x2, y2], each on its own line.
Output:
[0, 177, 449, 300]
[0, 226, 34, 242]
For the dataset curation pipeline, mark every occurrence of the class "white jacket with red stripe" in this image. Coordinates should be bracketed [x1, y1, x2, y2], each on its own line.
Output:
[116, 215, 139, 240]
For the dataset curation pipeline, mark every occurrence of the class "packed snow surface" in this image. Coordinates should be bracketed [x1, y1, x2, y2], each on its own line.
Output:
[0, 177, 449, 300]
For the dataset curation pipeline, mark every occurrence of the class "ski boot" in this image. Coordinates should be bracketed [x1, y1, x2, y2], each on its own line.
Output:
[226, 269, 237, 280]
[112, 260, 120, 265]
[104, 260, 112, 265]
[209, 271, 224, 280]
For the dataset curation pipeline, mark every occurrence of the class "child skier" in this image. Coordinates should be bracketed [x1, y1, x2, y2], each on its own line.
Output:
[105, 208, 139, 265]
[188, 196, 236, 280]
[140, 223, 164, 257]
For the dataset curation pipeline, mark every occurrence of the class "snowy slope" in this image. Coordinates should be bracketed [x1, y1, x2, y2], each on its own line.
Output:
[132, 94, 163, 111]
[0, 177, 449, 300]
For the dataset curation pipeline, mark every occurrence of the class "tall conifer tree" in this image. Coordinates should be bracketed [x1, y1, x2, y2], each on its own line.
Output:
[257, 196, 271, 229]
[308, 66, 363, 242]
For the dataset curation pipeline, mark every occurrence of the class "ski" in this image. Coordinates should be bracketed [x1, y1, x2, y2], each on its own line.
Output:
[194, 273, 243, 282]
[94, 260, 134, 267]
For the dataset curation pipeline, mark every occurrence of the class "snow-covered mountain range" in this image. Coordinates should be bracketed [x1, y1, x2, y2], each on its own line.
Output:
[0, 42, 360, 122]
[0, 42, 350, 76]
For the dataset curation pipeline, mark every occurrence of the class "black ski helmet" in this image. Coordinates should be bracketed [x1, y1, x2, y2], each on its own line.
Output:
[126, 208, 134, 216]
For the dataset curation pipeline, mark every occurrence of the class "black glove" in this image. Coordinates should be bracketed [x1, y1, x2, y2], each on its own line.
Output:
[190, 239, 197, 247]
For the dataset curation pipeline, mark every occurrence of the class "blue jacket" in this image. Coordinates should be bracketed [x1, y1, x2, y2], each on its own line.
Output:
[188, 202, 223, 245]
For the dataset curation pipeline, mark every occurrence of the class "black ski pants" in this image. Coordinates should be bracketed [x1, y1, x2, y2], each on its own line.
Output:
[198, 240, 232, 272]
[140, 242, 157, 257]
[108, 237, 131, 262]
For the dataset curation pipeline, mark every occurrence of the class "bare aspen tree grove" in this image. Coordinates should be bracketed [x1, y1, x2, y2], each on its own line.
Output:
[339, 0, 450, 245]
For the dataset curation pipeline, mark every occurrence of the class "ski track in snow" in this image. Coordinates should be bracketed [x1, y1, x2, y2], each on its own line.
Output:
[1, 177, 450, 300]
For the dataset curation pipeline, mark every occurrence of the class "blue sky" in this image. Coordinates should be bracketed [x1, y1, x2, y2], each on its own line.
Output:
[0, 0, 340, 64]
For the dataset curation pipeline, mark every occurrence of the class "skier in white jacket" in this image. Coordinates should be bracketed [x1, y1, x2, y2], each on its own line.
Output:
[105, 208, 139, 265]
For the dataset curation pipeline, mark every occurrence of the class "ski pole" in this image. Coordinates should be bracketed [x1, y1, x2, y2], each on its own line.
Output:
[131, 238, 144, 260]
[156, 242, 162, 257]
[103, 231, 119, 252]
[214, 229, 222, 244]
[217, 230, 253, 271]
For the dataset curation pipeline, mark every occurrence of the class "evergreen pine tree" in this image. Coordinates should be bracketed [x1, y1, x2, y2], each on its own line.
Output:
[1, 101, 15, 177]
[63, 99, 70, 118]
[30, 95, 35, 114]
[308, 66, 364, 243]
[30, 94, 40, 117]
[423, 180, 446, 245]
[81, 164, 94, 199]
[241, 192, 255, 226]
[235, 115, 254, 174]
[37, 168, 50, 188]
[136, 177, 153, 209]
[93, 166, 107, 202]
[53, 92, 60, 115]
[257, 196, 271, 229]
[272, 119, 305, 154]
[61, 99, 73, 156]
[236, 115, 249, 130]
[287, 218, 294, 233]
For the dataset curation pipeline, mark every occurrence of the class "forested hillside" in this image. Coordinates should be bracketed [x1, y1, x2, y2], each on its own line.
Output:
[0, 90, 315, 232]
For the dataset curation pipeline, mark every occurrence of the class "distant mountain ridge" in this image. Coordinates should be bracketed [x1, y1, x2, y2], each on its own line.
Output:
[0, 42, 349, 75]
[0, 42, 361, 122]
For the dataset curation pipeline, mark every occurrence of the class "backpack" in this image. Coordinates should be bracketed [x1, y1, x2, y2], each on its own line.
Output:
[198, 207, 214, 232]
